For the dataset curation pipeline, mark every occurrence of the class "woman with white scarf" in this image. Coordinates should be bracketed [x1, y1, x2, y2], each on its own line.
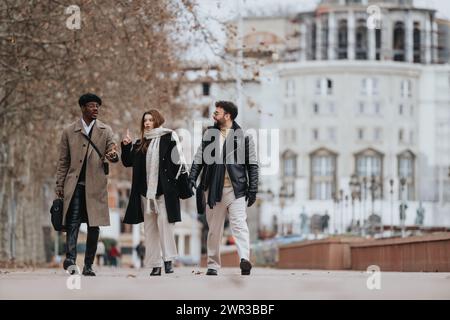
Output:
[121, 110, 185, 276]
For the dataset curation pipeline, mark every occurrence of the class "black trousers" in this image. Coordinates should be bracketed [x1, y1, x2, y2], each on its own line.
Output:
[65, 184, 99, 266]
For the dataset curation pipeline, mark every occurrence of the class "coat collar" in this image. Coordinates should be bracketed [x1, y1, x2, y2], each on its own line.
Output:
[73, 119, 106, 132]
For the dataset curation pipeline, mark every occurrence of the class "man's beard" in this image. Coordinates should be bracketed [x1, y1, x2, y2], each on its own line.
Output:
[214, 118, 225, 128]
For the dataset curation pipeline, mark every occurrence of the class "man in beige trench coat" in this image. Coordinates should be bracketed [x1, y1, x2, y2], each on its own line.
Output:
[55, 93, 118, 276]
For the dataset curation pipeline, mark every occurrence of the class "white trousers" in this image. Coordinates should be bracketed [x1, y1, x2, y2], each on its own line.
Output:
[141, 195, 178, 268]
[206, 186, 250, 270]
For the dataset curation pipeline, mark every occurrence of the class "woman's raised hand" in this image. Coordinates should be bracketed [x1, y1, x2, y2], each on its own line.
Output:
[122, 128, 132, 145]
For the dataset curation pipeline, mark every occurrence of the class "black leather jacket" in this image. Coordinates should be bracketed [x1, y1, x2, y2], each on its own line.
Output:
[189, 121, 259, 200]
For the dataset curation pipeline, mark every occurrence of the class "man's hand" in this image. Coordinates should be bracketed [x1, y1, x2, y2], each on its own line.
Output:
[245, 192, 257, 207]
[105, 144, 118, 162]
[188, 179, 196, 193]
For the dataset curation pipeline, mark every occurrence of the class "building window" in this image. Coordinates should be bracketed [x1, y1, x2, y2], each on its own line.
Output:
[282, 150, 297, 177]
[310, 149, 337, 200]
[286, 79, 295, 97]
[409, 105, 414, 116]
[338, 19, 348, 59]
[374, 102, 381, 115]
[313, 103, 319, 114]
[401, 80, 412, 98]
[313, 128, 319, 141]
[413, 22, 421, 63]
[284, 104, 289, 118]
[359, 102, 365, 114]
[355, 148, 384, 197]
[393, 21, 406, 61]
[357, 128, 364, 140]
[362, 78, 378, 96]
[355, 19, 368, 60]
[399, 104, 404, 115]
[316, 78, 333, 96]
[399, 129, 404, 143]
[202, 82, 211, 96]
[291, 103, 297, 116]
[398, 151, 415, 200]
[356, 151, 382, 177]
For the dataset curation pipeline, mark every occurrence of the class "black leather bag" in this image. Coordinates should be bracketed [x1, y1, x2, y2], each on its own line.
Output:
[50, 198, 65, 232]
[176, 166, 194, 200]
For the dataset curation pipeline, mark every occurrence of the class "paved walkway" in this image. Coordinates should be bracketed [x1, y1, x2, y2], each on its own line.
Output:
[1, 267, 449, 299]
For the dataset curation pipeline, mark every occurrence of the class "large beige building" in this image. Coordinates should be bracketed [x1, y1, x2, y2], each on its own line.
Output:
[181, 0, 450, 239]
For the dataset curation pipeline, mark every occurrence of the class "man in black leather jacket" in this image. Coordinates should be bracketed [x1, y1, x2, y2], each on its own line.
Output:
[189, 101, 259, 276]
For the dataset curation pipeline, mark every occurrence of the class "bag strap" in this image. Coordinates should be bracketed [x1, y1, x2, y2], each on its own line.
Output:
[81, 133, 104, 161]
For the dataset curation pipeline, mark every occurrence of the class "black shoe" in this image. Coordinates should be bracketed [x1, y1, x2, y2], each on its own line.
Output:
[164, 261, 174, 274]
[206, 269, 218, 276]
[150, 267, 162, 276]
[240, 259, 252, 275]
[63, 258, 77, 275]
[82, 265, 96, 276]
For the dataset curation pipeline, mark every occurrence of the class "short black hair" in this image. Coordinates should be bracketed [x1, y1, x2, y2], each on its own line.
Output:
[215, 101, 238, 120]
[79, 93, 102, 107]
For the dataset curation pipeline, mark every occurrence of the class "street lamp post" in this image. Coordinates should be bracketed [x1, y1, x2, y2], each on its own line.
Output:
[400, 177, 407, 238]
[362, 177, 367, 236]
[279, 186, 287, 236]
[344, 195, 349, 234]
[389, 179, 394, 237]
[369, 175, 380, 236]
[339, 189, 344, 234]
[332, 192, 337, 235]
[349, 174, 361, 235]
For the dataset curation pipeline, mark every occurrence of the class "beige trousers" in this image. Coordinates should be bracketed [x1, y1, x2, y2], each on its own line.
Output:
[141, 195, 178, 268]
[206, 186, 250, 270]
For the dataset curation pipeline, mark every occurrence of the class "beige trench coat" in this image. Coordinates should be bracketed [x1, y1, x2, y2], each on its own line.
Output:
[55, 119, 116, 226]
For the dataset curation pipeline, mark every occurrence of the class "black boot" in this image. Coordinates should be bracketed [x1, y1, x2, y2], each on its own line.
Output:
[150, 267, 162, 276]
[164, 261, 174, 274]
[64, 221, 80, 275]
[82, 264, 96, 276]
[206, 269, 218, 276]
[84, 226, 99, 267]
[64, 185, 83, 274]
[240, 258, 252, 275]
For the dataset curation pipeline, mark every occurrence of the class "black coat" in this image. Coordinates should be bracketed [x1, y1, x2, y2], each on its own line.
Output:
[121, 133, 181, 224]
[189, 121, 259, 208]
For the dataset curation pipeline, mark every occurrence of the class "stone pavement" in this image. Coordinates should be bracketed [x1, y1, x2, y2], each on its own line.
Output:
[1, 267, 449, 299]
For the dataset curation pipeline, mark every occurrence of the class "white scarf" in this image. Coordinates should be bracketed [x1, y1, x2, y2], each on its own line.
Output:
[144, 127, 187, 215]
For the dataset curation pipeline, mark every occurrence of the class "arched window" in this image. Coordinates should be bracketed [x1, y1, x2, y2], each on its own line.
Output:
[310, 148, 337, 200]
[338, 19, 348, 59]
[282, 150, 297, 177]
[282, 150, 297, 197]
[393, 21, 405, 61]
[354, 148, 384, 198]
[397, 150, 415, 200]
[355, 19, 368, 60]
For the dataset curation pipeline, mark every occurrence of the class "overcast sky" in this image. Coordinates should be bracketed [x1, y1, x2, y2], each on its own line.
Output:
[197, 0, 449, 19]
